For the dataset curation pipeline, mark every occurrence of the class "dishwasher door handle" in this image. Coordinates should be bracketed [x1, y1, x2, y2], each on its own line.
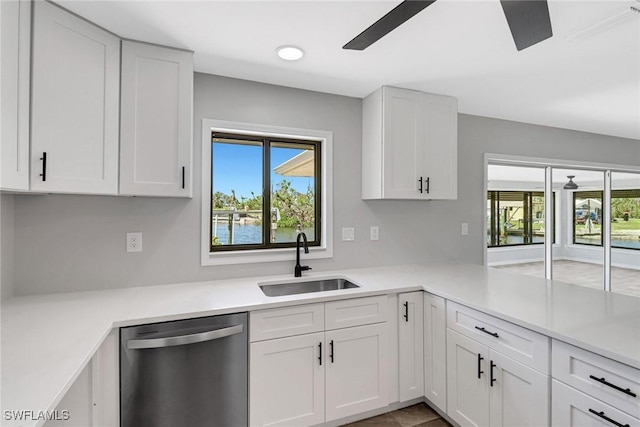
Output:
[127, 324, 244, 350]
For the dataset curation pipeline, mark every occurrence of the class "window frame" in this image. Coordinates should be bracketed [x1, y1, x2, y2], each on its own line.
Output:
[487, 190, 555, 248]
[201, 119, 333, 266]
[572, 189, 640, 251]
[209, 132, 322, 252]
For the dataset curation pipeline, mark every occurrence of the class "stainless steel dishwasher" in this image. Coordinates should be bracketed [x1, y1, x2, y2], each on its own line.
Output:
[120, 312, 248, 427]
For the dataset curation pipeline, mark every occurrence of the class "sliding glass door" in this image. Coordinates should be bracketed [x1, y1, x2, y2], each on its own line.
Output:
[611, 172, 640, 297]
[551, 168, 604, 290]
[486, 157, 640, 298]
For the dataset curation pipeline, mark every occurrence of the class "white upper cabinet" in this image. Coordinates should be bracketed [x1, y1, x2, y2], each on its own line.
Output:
[362, 86, 457, 200]
[30, 1, 120, 194]
[1, 0, 31, 191]
[119, 40, 193, 197]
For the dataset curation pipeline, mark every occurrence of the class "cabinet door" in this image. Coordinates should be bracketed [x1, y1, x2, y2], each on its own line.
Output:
[446, 329, 489, 427]
[489, 350, 549, 427]
[250, 333, 324, 427]
[381, 86, 425, 199]
[120, 41, 193, 197]
[325, 323, 389, 421]
[399, 291, 424, 401]
[31, 1, 120, 194]
[424, 293, 447, 411]
[423, 94, 457, 200]
[552, 380, 640, 427]
[1, 0, 30, 191]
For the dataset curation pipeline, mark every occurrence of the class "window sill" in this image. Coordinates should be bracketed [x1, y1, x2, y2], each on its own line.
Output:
[201, 245, 333, 266]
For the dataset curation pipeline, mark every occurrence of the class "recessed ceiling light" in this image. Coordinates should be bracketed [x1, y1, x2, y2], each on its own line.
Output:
[276, 45, 304, 61]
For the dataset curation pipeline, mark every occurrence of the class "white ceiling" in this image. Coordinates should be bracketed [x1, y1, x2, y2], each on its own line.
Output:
[59, 0, 640, 140]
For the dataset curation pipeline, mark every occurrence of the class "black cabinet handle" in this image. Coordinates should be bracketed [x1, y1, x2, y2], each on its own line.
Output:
[588, 409, 630, 427]
[477, 353, 484, 379]
[490, 361, 497, 387]
[475, 326, 499, 338]
[589, 375, 637, 397]
[403, 301, 409, 322]
[418, 176, 423, 193]
[426, 177, 430, 194]
[40, 152, 47, 181]
[330, 340, 334, 363]
[181, 166, 185, 189]
[318, 342, 322, 366]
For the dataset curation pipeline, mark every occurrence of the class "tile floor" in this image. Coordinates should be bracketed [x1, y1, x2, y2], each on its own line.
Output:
[493, 260, 639, 298]
[343, 403, 452, 427]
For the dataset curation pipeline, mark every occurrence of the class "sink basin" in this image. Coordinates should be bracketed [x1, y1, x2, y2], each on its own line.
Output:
[259, 278, 359, 297]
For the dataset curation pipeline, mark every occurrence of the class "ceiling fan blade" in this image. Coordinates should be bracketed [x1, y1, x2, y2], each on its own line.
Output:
[343, 0, 437, 50]
[500, 0, 553, 51]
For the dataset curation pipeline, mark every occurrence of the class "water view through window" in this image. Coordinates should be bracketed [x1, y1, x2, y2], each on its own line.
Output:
[211, 134, 319, 250]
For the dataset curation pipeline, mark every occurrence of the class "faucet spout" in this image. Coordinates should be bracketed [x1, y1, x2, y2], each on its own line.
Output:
[295, 232, 311, 277]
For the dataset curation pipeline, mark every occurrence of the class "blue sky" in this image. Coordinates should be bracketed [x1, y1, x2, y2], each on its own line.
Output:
[212, 142, 314, 199]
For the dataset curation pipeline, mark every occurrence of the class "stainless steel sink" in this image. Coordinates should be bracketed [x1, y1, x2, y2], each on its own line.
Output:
[259, 278, 359, 297]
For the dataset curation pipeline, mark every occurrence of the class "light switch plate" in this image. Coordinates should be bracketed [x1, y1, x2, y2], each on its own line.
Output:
[342, 227, 355, 241]
[461, 223, 469, 236]
[370, 226, 379, 241]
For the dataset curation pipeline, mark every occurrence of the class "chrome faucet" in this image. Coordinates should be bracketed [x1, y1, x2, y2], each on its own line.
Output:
[295, 232, 312, 277]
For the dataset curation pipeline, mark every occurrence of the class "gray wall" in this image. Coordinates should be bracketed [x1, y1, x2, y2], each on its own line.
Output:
[1, 194, 15, 300]
[7, 74, 640, 296]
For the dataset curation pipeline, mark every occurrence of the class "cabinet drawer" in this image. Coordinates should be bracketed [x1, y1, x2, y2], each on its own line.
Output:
[552, 380, 640, 427]
[446, 301, 549, 374]
[250, 303, 324, 342]
[553, 339, 640, 418]
[325, 295, 388, 330]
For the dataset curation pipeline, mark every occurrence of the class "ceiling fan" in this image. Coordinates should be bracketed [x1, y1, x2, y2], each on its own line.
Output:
[343, 0, 553, 52]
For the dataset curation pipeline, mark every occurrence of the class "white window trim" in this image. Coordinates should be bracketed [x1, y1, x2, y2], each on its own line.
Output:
[201, 119, 333, 266]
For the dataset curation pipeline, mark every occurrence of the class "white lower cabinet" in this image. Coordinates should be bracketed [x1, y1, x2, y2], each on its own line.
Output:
[424, 292, 447, 410]
[446, 329, 549, 427]
[325, 323, 389, 421]
[552, 380, 640, 427]
[249, 297, 389, 427]
[398, 291, 424, 402]
[250, 332, 325, 427]
[44, 330, 119, 427]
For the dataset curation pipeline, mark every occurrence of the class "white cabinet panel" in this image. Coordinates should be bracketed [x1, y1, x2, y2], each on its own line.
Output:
[250, 332, 324, 427]
[553, 339, 640, 418]
[489, 350, 549, 427]
[552, 380, 640, 427]
[31, 1, 120, 194]
[250, 303, 324, 342]
[447, 329, 490, 427]
[120, 40, 193, 197]
[382, 87, 424, 199]
[399, 291, 424, 402]
[447, 327, 550, 427]
[362, 86, 457, 200]
[325, 323, 389, 421]
[423, 95, 457, 200]
[325, 295, 387, 330]
[424, 293, 447, 410]
[447, 300, 549, 374]
[1, 0, 30, 191]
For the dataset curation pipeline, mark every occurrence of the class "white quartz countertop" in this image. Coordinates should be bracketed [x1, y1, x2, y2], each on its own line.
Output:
[2, 263, 639, 427]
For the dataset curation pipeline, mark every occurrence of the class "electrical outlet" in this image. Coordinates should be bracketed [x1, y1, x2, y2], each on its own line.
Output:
[342, 227, 355, 241]
[126, 232, 142, 252]
[370, 226, 379, 241]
